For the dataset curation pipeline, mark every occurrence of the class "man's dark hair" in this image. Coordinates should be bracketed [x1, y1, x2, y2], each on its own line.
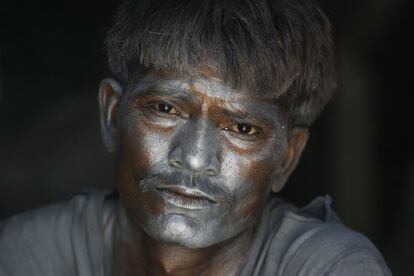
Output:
[105, 0, 336, 126]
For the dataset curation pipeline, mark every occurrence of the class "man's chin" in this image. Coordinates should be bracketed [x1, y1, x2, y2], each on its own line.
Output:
[143, 213, 220, 249]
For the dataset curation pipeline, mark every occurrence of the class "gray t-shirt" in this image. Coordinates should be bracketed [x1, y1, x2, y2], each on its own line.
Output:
[0, 190, 392, 275]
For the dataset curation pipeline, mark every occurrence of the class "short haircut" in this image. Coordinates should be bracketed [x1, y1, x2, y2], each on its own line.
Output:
[105, 0, 336, 126]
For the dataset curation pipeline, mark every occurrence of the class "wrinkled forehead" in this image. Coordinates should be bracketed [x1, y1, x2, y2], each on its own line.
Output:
[125, 67, 275, 104]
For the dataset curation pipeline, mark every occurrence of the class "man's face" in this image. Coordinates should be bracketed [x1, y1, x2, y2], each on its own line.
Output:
[104, 70, 296, 248]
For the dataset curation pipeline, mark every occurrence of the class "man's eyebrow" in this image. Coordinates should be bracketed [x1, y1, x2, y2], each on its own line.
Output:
[223, 103, 281, 126]
[127, 77, 195, 101]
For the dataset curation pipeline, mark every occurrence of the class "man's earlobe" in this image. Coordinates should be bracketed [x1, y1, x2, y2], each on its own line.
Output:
[272, 127, 309, 193]
[98, 78, 123, 153]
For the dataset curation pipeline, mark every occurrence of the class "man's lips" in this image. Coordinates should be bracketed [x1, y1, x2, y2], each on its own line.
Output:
[153, 185, 219, 210]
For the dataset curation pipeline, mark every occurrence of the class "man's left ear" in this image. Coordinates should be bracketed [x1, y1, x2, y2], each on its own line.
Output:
[272, 127, 309, 192]
[98, 78, 123, 153]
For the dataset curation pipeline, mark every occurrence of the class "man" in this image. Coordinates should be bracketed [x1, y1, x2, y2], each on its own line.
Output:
[0, 0, 392, 275]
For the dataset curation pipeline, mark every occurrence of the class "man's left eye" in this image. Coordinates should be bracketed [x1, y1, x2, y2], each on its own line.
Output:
[152, 103, 179, 115]
[227, 123, 259, 135]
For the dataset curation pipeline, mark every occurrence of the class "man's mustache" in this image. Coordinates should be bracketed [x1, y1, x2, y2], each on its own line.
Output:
[138, 171, 233, 208]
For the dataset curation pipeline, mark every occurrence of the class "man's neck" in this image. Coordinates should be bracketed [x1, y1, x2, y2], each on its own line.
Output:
[113, 208, 254, 276]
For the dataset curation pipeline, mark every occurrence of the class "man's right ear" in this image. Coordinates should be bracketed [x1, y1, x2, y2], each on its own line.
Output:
[98, 78, 123, 153]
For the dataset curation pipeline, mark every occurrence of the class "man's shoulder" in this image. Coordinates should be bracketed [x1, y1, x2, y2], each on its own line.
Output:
[242, 196, 392, 275]
[276, 216, 391, 275]
[0, 189, 112, 241]
[0, 189, 115, 276]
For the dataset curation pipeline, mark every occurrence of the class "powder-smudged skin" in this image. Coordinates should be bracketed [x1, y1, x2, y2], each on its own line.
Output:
[99, 68, 309, 275]
[116, 71, 288, 248]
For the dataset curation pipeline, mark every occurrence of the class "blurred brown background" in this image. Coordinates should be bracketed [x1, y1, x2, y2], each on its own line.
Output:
[0, 0, 413, 274]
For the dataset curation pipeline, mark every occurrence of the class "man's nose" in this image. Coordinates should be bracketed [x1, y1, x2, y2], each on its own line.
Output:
[168, 119, 220, 176]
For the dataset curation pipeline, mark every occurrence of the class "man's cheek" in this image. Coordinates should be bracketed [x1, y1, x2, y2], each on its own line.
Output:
[234, 159, 274, 220]
[141, 131, 171, 166]
[116, 155, 166, 224]
[119, 121, 161, 171]
[117, 142, 148, 178]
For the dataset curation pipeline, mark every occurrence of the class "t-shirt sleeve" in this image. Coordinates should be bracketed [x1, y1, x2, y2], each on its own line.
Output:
[0, 191, 107, 276]
[0, 202, 75, 275]
[323, 251, 392, 276]
[281, 223, 392, 276]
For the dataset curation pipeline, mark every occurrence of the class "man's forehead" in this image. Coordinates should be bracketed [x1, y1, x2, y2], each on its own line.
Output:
[128, 71, 267, 103]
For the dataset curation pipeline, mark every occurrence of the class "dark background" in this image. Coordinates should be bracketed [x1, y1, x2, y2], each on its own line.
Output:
[0, 0, 413, 274]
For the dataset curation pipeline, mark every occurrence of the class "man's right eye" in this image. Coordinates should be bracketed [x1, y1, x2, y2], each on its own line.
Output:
[151, 102, 180, 115]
